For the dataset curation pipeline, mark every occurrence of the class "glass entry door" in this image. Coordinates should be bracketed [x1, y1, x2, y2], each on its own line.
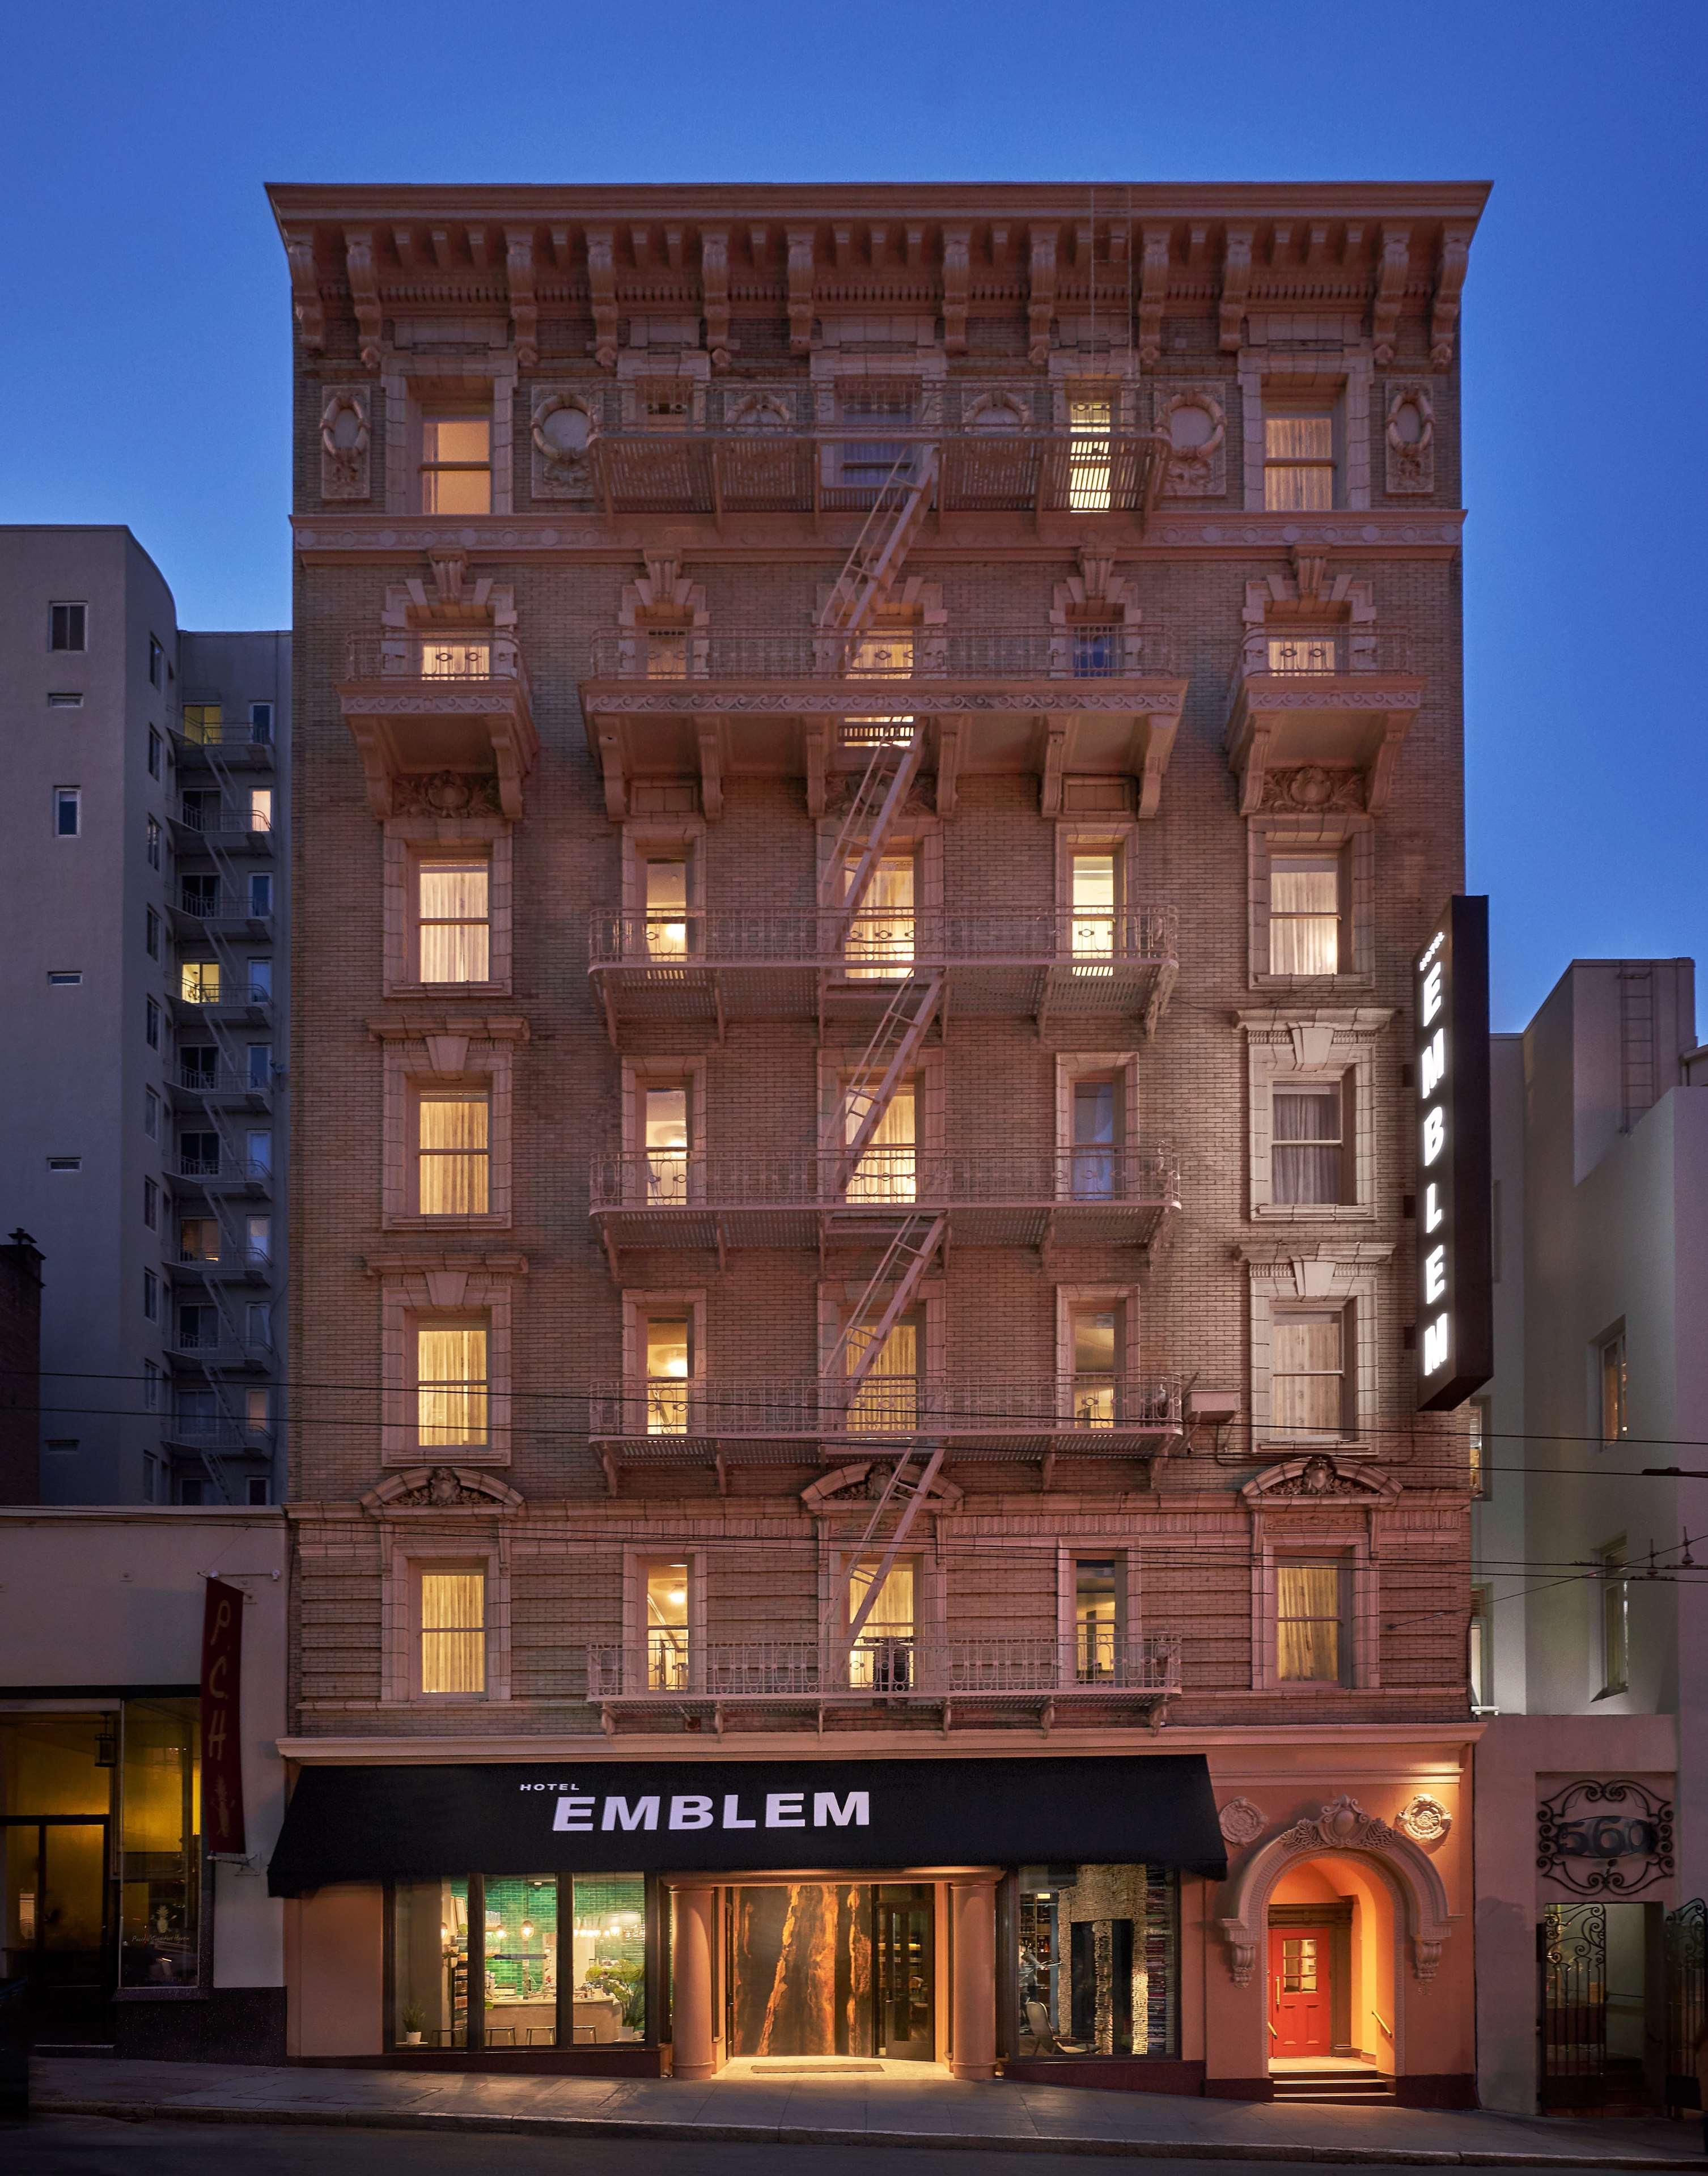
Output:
[1, 1818, 112, 2027]
[874, 1885, 934, 2060]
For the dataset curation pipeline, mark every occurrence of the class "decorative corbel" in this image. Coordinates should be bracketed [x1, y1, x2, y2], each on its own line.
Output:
[428, 550, 468, 606]
[1371, 226, 1411, 367]
[695, 717, 725, 822]
[1027, 226, 1057, 365]
[701, 226, 731, 371]
[1138, 225, 1171, 365]
[595, 725, 628, 820]
[1430, 226, 1472, 370]
[1040, 716, 1070, 817]
[1235, 722, 1273, 816]
[1365, 711, 1413, 813]
[586, 227, 618, 370]
[935, 715, 967, 818]
[941, 225, 970, 357]
[423, 1034, 471, 1076]
[1219, 226, 1253, 351]
[504, 228, 538, 368]
[344, 228, 383, 370]
[803, 720, 829, 820]
[285, 235, 326, 351]
[1290, 546, 1330, 604]
[1138, 714, 1178, 820]
[786, 226, 817, 353]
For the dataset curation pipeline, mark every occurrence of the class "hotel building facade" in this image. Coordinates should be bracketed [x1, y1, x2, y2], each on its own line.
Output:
[269, 180, 1489, 2102]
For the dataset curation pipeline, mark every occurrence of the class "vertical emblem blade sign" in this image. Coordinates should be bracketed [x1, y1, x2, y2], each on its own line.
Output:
[1414, 896, 1493, 1411]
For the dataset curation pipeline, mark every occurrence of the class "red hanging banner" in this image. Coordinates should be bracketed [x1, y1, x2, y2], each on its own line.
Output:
[201, 1578, 247, 1856]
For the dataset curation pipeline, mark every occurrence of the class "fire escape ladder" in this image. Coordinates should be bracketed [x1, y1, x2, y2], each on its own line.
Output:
[820, 1212, 947, 1390]
[818, 1440, 947, 1657]
[819, 724, 927, 945]
[819, 445, 939, 636]
[823, 970, 942, 1189]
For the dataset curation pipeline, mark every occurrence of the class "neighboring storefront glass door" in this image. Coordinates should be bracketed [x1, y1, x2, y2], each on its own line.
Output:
[874, 1885, 934, 2059]
[1015, 1863, 1178, 2059]
[2, 1818, 111, 2026]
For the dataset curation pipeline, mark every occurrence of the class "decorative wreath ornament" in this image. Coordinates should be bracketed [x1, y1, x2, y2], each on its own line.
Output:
[319, 391, 369, 488]
[1385, 388, 1434, 465]
[1158, 390, 1226, 483]
[532, 393, 596, 477]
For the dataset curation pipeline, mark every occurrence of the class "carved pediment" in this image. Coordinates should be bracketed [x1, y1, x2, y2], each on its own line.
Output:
[362, 1465, 525, 1513]
[1242, 1454, 1400, 1505]
[800, 1460, 965, 1516]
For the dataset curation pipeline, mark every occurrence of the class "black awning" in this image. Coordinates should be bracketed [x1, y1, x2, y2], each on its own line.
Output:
[269, 1753, 1226, 1895]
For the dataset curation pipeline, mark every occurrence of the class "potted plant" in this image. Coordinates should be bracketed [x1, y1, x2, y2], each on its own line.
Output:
[399, 2003, 427, 2047]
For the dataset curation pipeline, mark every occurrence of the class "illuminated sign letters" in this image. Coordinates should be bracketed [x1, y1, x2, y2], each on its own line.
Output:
[1413, 897, 1494, 1411]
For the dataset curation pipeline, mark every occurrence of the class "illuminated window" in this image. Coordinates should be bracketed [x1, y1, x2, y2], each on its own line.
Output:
[1272, 1083, 1346, 1205]
[845, 853, 915, 979]
[1277, 1561, 1343, 1682]
[417, 859, 490, 983]
[1469, 1399, 1489, 1498]
[1599, 1330, 1628, 1445]
[181, 703, 223, 745]
[416, 1322, 488, 1448]
[1597, 1540, 1629, 1695]
[846, 1317, 918, 1433]
[1469, 1585, 1494, 1709]
[1071, 1306, 1117, 1425]
[644, 1315, 690, 1435]
[643, 857, 690, 958]
[645, 630, 689, 680]
[417, 1091, 491, 1215]
[1272, 1309, 1346, 1437]
[1075, 1558, 1121, 1682]
[419, 1568, 486, 1696]
[642, 1559, 690, 1690]
[638, 378, 693, 431]
[248, 788, 273, 834]
[418, 637, 492, 679]
[419, 415, 491, 515]
[1070, 851, 1119, 970]
[1067, 395, 1113, 511]
[642, 1082, 690, 1203]
[847, 1556, 916, 1689]
[1268, 852, 1342, 975]
[1265, 630, 1339, 674]
[1263, 410, 1336, 511]
[180, 960, 221, 1004]
[179, 1216, 220, 1263]
[844, 1077, 916, 1202]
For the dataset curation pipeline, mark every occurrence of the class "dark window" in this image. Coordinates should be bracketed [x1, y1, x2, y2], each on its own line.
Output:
[249, 702, 274, 744]
[149, 635, 164, 686]
[50, 603, 87, 652]
[148, 728, 164, 780]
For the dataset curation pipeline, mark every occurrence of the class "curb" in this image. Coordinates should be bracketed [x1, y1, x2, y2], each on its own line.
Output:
[32, 2093, 1708, 2168]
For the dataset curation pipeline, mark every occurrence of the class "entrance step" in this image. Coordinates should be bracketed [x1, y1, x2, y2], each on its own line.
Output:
[1272, 2069, 1396, 2104]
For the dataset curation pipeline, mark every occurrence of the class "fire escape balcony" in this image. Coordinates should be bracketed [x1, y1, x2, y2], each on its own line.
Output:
[1224, 633, 1425, 816]
[587, 425, 1169, 532]
[588, 906, 1180, 1044]
[581, 627, 1188, 831]
[584, 1634, 1182, 1733]
[590, 1147, 1180, 1267]
[586, 1372, 1186, 1489]
[338, 639, 540, 820]
[168, 1057, 274, 1112]
[167, 884, 273, 941]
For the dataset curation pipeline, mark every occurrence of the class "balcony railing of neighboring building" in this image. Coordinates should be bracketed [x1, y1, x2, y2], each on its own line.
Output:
[588, 1147, 1180, 1253]
[587, 1373, 1185, 1455]
[160, 1416, 274, 1457]
[584, 1634, 1183, 1711]
[587, 906, 1181, 1039]
[585, 625, 1182, 688]
[337, 639, 540, 820]
[172, 709, 277, 771]
[171, 1325, 273, 1368]
[171, 798, 276, 852]
[170, 1056, 274, 1106]
[169, 883, 274, 936]
[169, 977, 274, 1024]
[171, 1242, 274, 1282]
[174, 1153, 274, 1189]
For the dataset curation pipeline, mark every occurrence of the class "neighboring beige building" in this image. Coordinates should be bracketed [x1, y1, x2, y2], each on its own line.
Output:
[270, 181, 1489, 2100]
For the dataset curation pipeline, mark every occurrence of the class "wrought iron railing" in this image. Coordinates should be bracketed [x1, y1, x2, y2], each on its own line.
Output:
[1231, 631, 1416, 685]
[590, 1147, 1180, 1211]
[588, 1374, 1185, 1440]
[585, 1634, 1181, 1700]
[586, 626, 1181, 683]
[342, 639, 530, 692]
[175, 886, 270, 924]
[175, 1156, 273, 1184]
[589, 906, 1180, 968]
[175, 1059, 274, 1098]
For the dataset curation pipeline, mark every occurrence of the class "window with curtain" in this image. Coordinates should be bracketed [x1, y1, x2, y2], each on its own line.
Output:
[1272, 1309, 1346, 1437]
[645, 629, 689, 680]
[1071, 1078, 1118, 1199]
[847, 1556, 916, 1688]
[1276, 1562, 1343, 1682]
[1067, 395, 1113, 511]
[1263, 411, 1336, 511]
[644, 1316, 690, 1434]
[846, 1318, 919, 1433]
[643, 1084, 690, 1203]
[1272, 1083, 1345, 1205]
[418, 1091, 491, 1215]
[418, 637, 492, 679]
[845, 1079, 916, 1201]
[1070, 851, 1119, 970]
[1266, 630, 1339, 675]
[1268, 853, 1342, 975]
[419, 1569, 486, 1695]
[417, 1323, 489, 1447]
[844, 852, 916, 978]
[1071, 1307, 1118, 1425]
[418, 861, 491, 983]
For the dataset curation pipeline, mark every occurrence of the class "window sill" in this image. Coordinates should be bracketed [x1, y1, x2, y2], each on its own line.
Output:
[1250, 972, 1377, 995]
[384, 981, 512, 1003]
[384, 1212, 513, 1233]
[382, 1448, 511, 1469]
[115, 1986, 206, 2003]
[1251, 1202, 1377, 1223]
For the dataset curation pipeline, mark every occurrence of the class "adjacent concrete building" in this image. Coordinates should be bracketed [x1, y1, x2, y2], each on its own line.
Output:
[0, 528, 289, 1506]
[1473, 960, 1708, 2114]
[269, 180, 1489, 2099]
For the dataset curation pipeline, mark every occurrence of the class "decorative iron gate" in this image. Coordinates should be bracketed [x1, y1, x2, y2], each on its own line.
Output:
[1540, 1903, 1608, 2110]
[1665, 1899, 1706, 2113]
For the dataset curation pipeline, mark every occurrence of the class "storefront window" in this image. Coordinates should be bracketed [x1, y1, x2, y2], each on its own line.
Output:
[394, 1877, 471, 2046]
[484, 1875, 558, 2047]
[1, 1715, 114, 2012]
[1016, 1863, 1177, 2058]
[118, 1697, 200, 1988]
[571, 1874, 646, 2041]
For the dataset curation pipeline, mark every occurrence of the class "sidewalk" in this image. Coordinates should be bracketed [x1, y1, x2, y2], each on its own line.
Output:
[30, 2056, 1708, 2166]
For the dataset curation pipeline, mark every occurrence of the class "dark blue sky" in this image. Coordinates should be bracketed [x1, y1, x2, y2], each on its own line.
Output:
[3, 1, 1703, 1031]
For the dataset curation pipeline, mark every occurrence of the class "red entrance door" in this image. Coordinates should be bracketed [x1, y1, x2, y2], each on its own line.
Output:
[1268, 1926, 1333, 2056]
